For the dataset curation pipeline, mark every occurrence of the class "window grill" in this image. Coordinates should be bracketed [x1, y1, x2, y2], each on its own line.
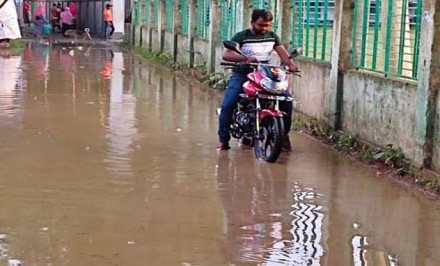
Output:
[196, 0, 210, 39]
[351, 0, 422, 79]
[291, 0, 334, 62]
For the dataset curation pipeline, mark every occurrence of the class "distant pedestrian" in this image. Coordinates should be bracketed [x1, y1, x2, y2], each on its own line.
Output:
[103, 3, 114, 39]
[60, 7, 75, 37]
[22, 0, 31, 25]
[50, 3, 61, 32]
[0, 0, 22, 48]
[32, 15, 50, 38]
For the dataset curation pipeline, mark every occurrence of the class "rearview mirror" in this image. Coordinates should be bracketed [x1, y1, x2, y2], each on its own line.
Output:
[223, 40, 241, 52]
[223, 40, 248, 60]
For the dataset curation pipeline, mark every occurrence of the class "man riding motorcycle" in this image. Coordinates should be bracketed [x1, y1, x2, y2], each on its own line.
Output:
[217, 9, 299, 151]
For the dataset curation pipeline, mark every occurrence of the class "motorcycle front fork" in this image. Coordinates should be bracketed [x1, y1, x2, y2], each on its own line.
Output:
[254, 96, 280, 140]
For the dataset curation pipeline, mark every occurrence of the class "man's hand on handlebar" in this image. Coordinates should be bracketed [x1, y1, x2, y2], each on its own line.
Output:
[286, 61, 299, 73]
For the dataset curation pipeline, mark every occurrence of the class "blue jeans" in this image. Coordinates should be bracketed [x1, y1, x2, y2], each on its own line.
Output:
[218, 73, 293, 143]
[104, 21, 115, 38]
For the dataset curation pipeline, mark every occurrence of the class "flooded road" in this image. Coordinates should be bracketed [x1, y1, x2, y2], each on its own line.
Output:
[0, 43, 440, 266]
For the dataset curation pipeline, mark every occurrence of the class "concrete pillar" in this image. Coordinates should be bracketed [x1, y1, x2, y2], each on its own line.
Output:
[171, 0, 179, 61]
[243, 0, 252, 30]
[274, 0, 282, 37]
[413, 0, 440, 168]
[208, 1, 220, 73]
[235, 0, 244, 32]
[159, 0, 165, 51]
[188, 0, 196, 67]
[174, 0, 181, 33]
[327, 0, 355, 129]
[113, 0, 126, 37]
[280, 0, 292, 49]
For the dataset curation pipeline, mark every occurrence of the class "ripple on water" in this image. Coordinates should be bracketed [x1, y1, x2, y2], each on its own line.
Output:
[0, 233, 24, 266]
[226, 183, 326, 265]
[0, 85, 21, 121]
[0, 53, 22, 127]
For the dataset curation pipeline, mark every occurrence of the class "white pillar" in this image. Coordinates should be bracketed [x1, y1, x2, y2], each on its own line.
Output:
[112, 0, 125, 37]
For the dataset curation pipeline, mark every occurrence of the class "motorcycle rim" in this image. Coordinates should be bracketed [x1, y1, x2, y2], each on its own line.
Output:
[254, 116, 284, 163]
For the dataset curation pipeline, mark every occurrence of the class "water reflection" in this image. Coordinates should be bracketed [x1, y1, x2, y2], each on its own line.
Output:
[104, 50, 137, 181]
[1, 43, 440, 265]
[0, 233, 22, 266]
[0, 52, 22, 127]
[99, 49, 113, 79]
[216, 153, 325, 265]
[285, 184, 324, 265]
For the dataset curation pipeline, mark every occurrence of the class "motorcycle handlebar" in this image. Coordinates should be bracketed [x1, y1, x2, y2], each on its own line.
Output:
[220, 61, 301, 75]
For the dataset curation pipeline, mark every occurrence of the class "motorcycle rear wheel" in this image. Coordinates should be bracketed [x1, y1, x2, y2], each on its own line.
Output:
[254, 116, 284, 163]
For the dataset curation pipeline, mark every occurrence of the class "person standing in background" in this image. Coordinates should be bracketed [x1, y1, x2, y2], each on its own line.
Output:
[22, 0, 31, 25]
[60, 7, 74, 37]
[50, 3, 61, 32]
[0, 0, 22, 48]
[103, 3, 114, 39]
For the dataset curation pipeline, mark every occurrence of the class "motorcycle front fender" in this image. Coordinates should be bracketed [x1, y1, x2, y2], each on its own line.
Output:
[259, 109, 283, 120]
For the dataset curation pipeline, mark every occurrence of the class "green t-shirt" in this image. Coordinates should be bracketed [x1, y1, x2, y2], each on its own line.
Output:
[230, 29, 281, 74]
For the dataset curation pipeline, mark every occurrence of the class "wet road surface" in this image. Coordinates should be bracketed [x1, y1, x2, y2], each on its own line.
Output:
[0, 43, 439, 265]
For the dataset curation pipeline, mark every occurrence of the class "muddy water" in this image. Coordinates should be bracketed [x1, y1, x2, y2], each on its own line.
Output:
[0, 43, 439, 266]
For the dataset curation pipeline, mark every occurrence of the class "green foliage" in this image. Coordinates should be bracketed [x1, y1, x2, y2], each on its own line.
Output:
[133, 47, 183, 71]
[360, 144, 374, 161]
[372, 144, 405, 167]
[403, 167, 439, 190]
[291, 117, 305, 130]
[201, 71, 230, 91]
[9, 40, 25, 50]
[306, 119, 331, 138]
[415, 176, 440, 190]
[194, 62, 208, 74]
[337, 133, 356, 149]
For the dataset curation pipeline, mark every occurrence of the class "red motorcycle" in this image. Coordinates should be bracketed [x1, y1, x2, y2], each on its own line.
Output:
[219, 41, 301, 163]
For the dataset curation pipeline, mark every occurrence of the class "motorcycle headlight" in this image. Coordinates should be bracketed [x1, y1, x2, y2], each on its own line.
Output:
[260, 77, 288, 94]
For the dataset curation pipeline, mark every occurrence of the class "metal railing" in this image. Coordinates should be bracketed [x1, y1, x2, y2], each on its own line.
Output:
[351, 0, 422, 79]
[179, 0, 189, 34]
[134, 1, 140, 25]
[165, 0, 174, 32]
[130, 0, 422, 80]
[196, 0, 210, 39]
[291, 0, 334, 62]
[220, 0, 238, 40]
[142, 0, 150, 26]
[153, 0, 159, 28]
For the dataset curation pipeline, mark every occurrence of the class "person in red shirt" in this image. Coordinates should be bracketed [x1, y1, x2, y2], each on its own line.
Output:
[50, 3, 61, 32]
[103, 3, 114, 39]
[23, 0, 30, 25]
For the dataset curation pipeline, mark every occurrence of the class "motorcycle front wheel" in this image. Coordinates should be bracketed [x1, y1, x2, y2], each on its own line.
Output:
[254, 116, 284, 163]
